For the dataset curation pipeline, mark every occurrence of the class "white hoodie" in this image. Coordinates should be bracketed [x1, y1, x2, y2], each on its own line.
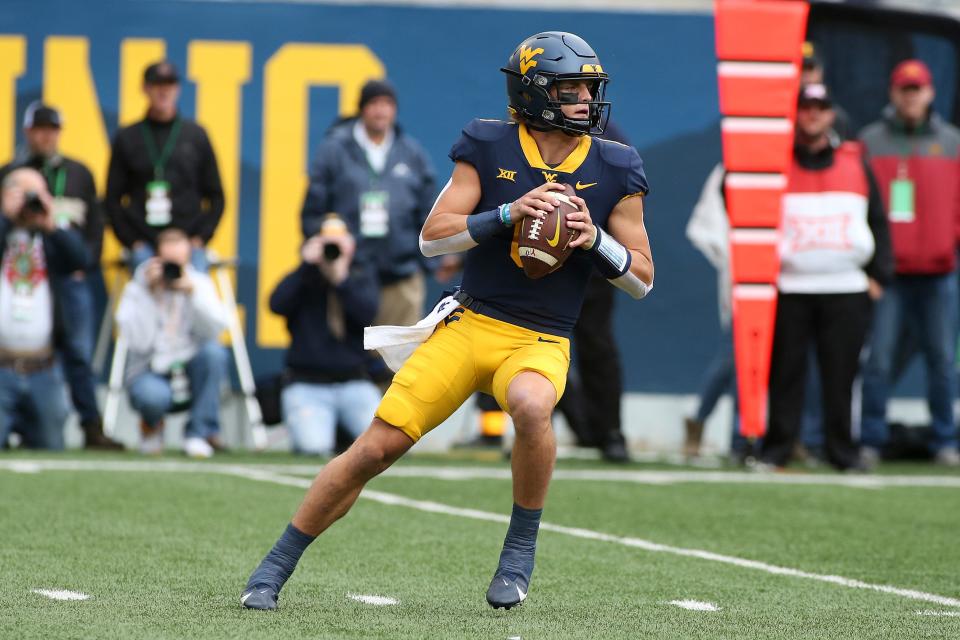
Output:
[116, 262, 228, 380]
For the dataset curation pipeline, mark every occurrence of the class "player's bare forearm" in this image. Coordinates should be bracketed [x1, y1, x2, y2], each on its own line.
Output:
[610, 196, 653, 281]
[420, 162, 479, 246]
[419, 163, 482, 256]
[603, 195, 654, 298]
[628, 248, 653, 285]
[420, 163, 565, 257]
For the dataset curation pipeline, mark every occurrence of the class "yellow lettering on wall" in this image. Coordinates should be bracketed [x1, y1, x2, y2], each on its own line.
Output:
[188, 40, 251, 267]
[257, 44, 384, 347]
[44, 38, 110, 191]
[44, 37, 116, 266]
[119, 39, 166, 126]
[0, 37, 26, 165]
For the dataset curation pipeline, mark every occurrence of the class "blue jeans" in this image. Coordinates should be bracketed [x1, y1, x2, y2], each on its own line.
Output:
[127, 342, 228, 438]
[693, 328, 751, 452]
[861, 273, 959, 452]
[0, 363, 70, 449]
[282, 380, 379, 455]
[56, 272, 100, 425]
[694, 327, 736, 424]
[130, 244, 209, 272]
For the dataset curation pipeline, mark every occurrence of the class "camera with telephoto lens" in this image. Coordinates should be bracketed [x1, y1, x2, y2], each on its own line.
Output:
[162, 261, 182, 283]
[320, 212, 348, 262]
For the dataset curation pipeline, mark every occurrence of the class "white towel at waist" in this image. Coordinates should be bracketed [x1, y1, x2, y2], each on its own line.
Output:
[364, 295, 459, 372]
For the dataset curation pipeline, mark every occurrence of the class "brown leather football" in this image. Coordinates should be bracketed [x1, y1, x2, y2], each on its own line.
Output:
[518, 183, 580, 279]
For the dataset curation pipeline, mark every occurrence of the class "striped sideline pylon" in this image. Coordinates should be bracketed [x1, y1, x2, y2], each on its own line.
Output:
[714, 0, 809, 439]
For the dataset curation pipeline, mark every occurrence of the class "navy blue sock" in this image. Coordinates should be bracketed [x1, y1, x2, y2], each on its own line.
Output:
[246, 523, 316, 593]
[494, 504, 543, 584]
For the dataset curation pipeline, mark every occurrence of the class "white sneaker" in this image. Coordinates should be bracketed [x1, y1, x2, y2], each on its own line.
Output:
[184, 436, 214, 459]
[934, 447, 960, 467]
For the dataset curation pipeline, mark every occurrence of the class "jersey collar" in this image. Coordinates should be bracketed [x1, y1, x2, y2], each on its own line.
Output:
[518, 124, 592, 174]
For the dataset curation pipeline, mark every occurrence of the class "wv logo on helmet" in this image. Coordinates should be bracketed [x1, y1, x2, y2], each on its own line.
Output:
[519, 46, 544, 75]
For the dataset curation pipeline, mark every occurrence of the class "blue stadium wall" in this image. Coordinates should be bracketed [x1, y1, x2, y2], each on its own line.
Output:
[1, 0, 723, 394]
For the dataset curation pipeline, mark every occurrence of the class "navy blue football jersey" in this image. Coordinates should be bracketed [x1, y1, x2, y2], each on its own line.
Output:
[449, 118, 649, 335]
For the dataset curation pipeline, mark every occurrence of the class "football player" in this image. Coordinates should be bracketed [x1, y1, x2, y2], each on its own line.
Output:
[241, 31, 653, 611]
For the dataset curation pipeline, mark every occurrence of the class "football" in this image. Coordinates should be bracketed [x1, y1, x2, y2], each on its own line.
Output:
[518, 183, 580, 279]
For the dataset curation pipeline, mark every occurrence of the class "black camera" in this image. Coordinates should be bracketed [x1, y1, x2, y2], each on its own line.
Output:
[21, 191, 46, 215]
[322, 242, 341, 262]
[162, 261, 183, 282]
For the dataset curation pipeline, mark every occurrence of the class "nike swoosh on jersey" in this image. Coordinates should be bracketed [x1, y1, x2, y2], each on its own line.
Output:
[537, 336, 560, 344]
[575, 181, 597, 190]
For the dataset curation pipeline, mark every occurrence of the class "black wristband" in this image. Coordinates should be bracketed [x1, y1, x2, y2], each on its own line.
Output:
[466, 208, 505, 244]
[590, 228, 632, 279]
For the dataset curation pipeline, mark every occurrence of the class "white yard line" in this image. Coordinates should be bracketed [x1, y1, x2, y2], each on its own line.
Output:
[347, 593, 399, 606]
[6, 459, 960, 609]
[31, 589, 90, 601]
[917, 610, 960, 617]
[669, 599, 720, 611]
[3, 459, 959, 489]
[353, 484, 960, 609]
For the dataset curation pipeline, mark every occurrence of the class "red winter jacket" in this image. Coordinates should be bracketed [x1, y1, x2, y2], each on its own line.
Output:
[859, 107, 960, 275]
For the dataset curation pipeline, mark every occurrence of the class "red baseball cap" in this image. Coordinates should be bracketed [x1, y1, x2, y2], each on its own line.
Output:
[891, 59, 932, 89]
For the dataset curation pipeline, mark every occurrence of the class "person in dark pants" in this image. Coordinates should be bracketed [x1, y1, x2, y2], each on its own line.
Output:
[567, 119, 633, 461]
[105, 61, 224, 271]
[0, 103, 121, 449]
[761, 84, 892, 471]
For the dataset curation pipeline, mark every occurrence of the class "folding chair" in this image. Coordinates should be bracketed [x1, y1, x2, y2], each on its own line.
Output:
[98, 253, 267, 449]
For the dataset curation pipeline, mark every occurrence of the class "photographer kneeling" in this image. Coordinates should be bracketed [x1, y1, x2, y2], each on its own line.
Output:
[0, 168, 88, 449]
[116, 226, 228, 457]
[271, 214, 380, 456]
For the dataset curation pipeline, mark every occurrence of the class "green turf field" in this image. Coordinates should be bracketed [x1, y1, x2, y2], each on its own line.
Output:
[2, 453, 959, 639]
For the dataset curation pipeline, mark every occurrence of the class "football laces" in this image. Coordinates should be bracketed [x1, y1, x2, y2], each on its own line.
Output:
[528, 217, 544, 240]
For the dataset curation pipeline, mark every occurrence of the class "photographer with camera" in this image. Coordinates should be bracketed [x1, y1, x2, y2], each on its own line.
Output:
[115, 226, 229, 457]
[270, 214, 380, 456]
[0, 102, 122, 450]
[0, 168, 89, 449]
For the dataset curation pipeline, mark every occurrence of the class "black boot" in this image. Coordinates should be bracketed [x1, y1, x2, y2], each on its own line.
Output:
[82, 419, 124, 451]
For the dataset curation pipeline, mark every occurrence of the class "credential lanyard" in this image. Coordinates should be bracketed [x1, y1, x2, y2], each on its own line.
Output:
[43, 164, 66, 198]
[141, 118, 183, 181]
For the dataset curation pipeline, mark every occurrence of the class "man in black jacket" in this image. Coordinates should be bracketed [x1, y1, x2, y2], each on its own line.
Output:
[0, 102, 121, 449]
[0, 168, 89, 449]
[270, 215, 379, 455]
[105, 61, 224, 271]
[301, 80, 435, 343]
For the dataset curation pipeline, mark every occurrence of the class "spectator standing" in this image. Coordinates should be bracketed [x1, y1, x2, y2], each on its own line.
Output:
[859, 60, 960, 467]
[684, 162, 738, 459]
[0, 102, 122, 450]
[761, 84, 892, 470]
[301, 80, 436, 354]
[0, 168, 88, 449]
[270, 215, 380, 455]
[800, 42, 852, 140]
[116, 227, 229, 458]
[105, 61, 224, 271]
